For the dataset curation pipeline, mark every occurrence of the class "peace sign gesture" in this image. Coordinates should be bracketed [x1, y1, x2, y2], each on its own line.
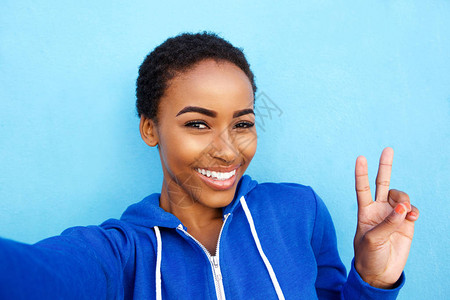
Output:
[353, 147, 419, 289]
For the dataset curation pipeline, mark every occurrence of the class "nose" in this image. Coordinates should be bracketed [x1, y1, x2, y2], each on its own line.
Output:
[210, 129, 238, 164]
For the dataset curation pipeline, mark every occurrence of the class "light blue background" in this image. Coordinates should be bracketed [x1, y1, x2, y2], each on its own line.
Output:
[1, 1, 449, 298]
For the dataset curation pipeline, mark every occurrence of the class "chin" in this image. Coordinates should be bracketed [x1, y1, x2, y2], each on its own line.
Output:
[195, 175, 242, 208]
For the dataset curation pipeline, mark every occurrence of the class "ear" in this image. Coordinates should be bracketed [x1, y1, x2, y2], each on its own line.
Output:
[139, 116, 159, 147]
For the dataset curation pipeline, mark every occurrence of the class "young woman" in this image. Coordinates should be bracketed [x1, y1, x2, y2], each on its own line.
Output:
[0, 32, 419, 299]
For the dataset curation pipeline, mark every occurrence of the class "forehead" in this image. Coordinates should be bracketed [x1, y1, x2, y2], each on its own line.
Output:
[160, 59, 254, 114]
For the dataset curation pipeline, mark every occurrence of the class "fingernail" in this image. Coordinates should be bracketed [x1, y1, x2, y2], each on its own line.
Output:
[395, 204, 406, 214]
[408, 211, 418, 218]
[403, 202, 411, 211]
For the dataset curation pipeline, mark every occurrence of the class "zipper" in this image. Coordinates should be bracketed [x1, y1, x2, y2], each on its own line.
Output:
[177, 213, 231, 300]
[210, 255, 224, 300]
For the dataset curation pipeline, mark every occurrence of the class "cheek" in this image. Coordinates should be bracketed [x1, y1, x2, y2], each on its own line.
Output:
[159, 131, 213, 171]
[243, 140, 257, 163]
[236, 131, 257, 164]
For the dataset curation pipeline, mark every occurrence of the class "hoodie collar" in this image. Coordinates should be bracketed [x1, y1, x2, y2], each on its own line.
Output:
[223, 175, 258, 215]
[120, 194, 181, 228]
[120, 175, 258, 229]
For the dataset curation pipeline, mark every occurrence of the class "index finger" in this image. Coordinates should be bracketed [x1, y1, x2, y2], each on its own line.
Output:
[355, 155, 373, 208]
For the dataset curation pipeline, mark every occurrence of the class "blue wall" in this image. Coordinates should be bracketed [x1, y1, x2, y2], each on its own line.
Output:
[1, 1, 449, 298]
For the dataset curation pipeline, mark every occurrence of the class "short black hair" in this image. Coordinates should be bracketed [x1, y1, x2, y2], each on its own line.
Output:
[136, 32, 257, 121]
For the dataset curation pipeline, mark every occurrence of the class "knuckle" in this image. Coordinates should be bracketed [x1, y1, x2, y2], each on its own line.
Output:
[376, 180, 390, 186]
[389, 189, 410, 202]
[383, 215, 396, 227]
[363, 232, 384, 247]
[404, 193, 410, 202]
[398, 192, 410, 202]
[356, 185, 371, 192]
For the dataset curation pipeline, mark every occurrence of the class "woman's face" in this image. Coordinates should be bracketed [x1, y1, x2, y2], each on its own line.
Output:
[142, 59, 257, 209]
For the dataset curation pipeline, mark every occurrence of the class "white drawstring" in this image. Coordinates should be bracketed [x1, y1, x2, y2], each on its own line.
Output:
[240, 196, 285, 300]
[153, 197, 285, 300]
[154, 226, 162, 300]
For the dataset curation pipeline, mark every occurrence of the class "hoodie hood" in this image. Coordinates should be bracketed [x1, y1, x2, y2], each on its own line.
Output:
[120, 175, 258, 228]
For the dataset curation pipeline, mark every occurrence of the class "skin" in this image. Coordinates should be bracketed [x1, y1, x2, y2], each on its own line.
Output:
[140, 59, 257, 254]
[354, 147, 419, 288]
[140, 59, 419, 288]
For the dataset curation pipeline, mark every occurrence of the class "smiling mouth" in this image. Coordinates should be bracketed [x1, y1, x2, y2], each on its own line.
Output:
[195, 168, 236, 180]
[195, 167, 239, 190]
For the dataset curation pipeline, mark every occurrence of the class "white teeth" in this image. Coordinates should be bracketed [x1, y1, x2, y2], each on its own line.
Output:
[196, 168, 237, 181]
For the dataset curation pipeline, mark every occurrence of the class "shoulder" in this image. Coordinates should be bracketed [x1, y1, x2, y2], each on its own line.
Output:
[247, 181, 319, 211]
[255, 181, 314, 196]
[239, 180, 335, 247]
[243, 180, 324, 228]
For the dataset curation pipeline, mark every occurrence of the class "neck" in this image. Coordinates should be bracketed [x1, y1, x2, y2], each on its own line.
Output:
[159, 177, 223, 230]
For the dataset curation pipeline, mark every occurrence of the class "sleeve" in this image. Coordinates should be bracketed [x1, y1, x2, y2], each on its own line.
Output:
[0, 220, 134, 300]
[310, 189, 405, 300]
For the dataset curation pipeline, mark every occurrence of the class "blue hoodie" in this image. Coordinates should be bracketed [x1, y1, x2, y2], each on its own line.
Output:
[0, 175, 404, 299]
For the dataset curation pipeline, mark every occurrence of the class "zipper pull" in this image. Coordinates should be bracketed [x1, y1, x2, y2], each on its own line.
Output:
[212, 256, 222, 281]
[212, 256, 220, 268]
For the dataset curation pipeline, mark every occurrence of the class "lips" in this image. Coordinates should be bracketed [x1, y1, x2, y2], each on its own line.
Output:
[195, 166, 239, 190]
[196, 168, 236, 180]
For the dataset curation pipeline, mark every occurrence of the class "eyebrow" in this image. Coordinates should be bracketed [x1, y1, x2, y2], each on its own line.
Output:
[233, 108, 254, 118]
[176, 106, 254, 118]
[176, 106, 217, 117]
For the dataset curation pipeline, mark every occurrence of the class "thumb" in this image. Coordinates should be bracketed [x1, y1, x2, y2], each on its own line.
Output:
[366, 203, 409, 242]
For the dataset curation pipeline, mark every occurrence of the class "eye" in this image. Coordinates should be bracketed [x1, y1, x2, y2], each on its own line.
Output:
[234, 121, 255, 129]
[184, 120, 209, 129]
